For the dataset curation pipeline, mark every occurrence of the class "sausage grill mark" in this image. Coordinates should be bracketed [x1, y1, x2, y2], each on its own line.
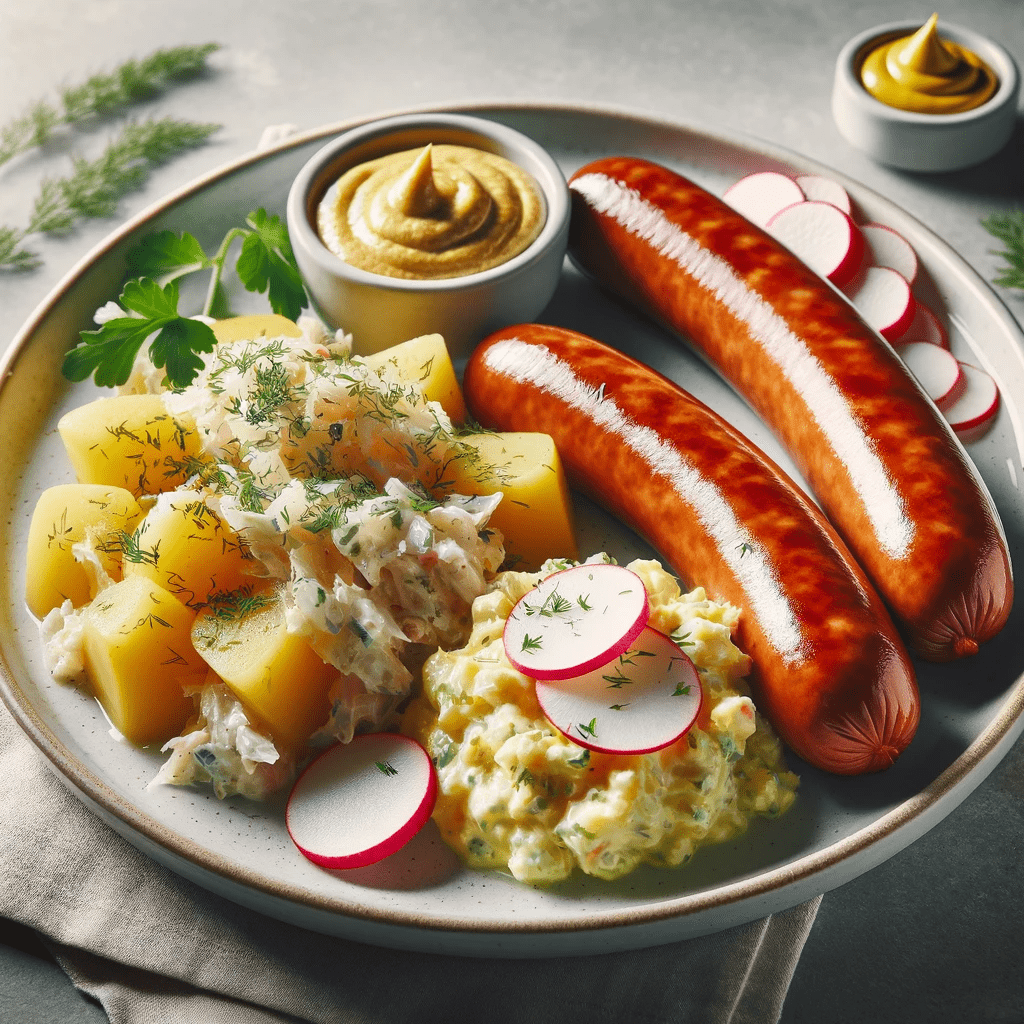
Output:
[482, 336, 808, 664]
[569, 171, 914, 561]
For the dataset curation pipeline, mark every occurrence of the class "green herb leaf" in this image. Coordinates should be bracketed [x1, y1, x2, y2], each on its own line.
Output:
[149, 317, 218, 388]
[62, 205, 308, 388]
[126, 230, 208, 280]
[62, 277, 216, 388]
[63, 315, 164, 387]
[567, 749, 590, 769]
[982, 210, 1024, 291]
[1, 44, 220, 272]
[120, 276, 181, 320]
[27, 119, 218, 236]
[0, 225, 39, 271]
[0, 44, 219, 168]
[236, 208, 306, 319]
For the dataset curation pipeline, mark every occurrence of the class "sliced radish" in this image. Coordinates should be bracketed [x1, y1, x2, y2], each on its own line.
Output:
[843, 266, 916, 341]
[860, 223, 919, 285]
[535, 626, 702, 754]
[722, 171, 805, 228]
[766, 201, 865, 287]
[504, 562, 649, 680]
[942, 362, 1000, 436]
[892, 300, 949, 349]
[894, 341, 965, 411]
[286, 734, 437, 869]
[794, 174, 852, 214]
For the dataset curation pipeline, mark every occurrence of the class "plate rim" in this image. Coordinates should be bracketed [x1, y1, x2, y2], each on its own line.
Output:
[2, 98, 1023, 941]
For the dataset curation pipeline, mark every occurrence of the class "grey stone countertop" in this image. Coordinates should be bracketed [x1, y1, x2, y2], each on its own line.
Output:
[1, 0, 1022, 1021]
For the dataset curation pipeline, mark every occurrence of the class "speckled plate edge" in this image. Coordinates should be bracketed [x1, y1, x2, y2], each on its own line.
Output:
[2, 100, 1022, 956]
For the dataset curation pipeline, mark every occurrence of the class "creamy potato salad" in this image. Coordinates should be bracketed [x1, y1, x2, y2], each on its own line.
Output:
[404, 557, 798, 884]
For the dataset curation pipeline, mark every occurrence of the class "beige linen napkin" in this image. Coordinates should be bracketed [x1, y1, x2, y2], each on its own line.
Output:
[0, 703, 820, 1024]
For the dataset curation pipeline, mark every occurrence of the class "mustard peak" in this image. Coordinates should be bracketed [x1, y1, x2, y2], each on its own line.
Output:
[388, 145, 442, 218]
[895, 14, 959, 76]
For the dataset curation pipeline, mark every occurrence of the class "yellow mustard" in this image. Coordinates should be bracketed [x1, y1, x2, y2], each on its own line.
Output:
[860, 13, 998, 114]
[316, 143, 545, 280]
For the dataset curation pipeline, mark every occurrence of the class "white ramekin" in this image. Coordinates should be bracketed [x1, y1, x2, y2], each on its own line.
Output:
[831, 21, 1020, 172]
[287, 112, 570, 358]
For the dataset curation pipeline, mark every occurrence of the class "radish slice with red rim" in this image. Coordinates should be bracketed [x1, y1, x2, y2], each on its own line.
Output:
[943, 362, 1000, 436]
[843, 266, 916, 341]
[286, 734, 437, 869]
[766, 201, 864, 287]
[535, 626, 702, 754]
[722, 171, 805, 228]
[894, 341, 965, 411]
[794, 173, 852, 214]
[893, 300, 949, 349]
[860, 223, 919, 285]
[504, 562, 649, 680]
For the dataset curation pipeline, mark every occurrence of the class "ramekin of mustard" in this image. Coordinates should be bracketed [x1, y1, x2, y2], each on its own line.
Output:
[287, 113, 570, 358]
[832, 16, 1019, 172]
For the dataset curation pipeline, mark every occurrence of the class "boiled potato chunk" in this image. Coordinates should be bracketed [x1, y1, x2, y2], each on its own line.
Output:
[82, 576, 206, 745]
[25, 484, 142, 618]
[58, 393, 208, 497]
[364, 333, 467, 424]
[211, 315, 302, 345]
[191, 589, 336, 749]
[444, 432, 577, 570]
[122, 490, 255, 609]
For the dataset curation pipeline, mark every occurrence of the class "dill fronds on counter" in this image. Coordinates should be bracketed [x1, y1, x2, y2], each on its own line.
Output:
[0, 44, 219, 167]
[1, 118, 218, 270]
[981, 210, 1024, 292]
[26, 118, 219, 234]
[0, 44, 220, 272]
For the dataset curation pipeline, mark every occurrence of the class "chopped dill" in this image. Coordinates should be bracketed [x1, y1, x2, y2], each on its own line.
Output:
[245, 360, 295, 426]
[567, 749, 590, 769]
[204, 585, 275, 621]
[117, 527, 159, 566]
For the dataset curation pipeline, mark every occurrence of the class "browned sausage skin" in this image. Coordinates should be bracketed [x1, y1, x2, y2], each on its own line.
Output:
[464, 325, 920, 774]
[565, 157, 1012, 662]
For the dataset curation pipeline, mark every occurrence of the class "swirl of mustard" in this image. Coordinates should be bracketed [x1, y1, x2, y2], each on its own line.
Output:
[860, 13, 998, 114]
[316, 143, 545, 280]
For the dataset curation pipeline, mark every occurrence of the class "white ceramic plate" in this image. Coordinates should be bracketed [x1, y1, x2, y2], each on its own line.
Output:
[2, 104, 1022, 957]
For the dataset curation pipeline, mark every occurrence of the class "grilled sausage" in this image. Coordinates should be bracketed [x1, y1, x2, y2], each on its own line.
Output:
[566, 156, 1012, 661]
[464, 324, 919, 774]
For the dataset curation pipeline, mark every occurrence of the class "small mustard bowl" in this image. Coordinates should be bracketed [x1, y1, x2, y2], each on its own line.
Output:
[286, 112, 570, 358]
[831, 20, 1020, 172]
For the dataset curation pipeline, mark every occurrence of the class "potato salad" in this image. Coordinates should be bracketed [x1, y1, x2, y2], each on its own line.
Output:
[404, 558, 798, 884]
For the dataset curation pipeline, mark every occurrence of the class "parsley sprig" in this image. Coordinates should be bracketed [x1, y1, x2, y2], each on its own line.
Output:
[61, 209, 307, 389]
[982, 210, 1024, 292]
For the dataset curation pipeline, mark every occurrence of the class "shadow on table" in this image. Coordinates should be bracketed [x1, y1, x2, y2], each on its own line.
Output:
[897, 113, 1024, 201]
